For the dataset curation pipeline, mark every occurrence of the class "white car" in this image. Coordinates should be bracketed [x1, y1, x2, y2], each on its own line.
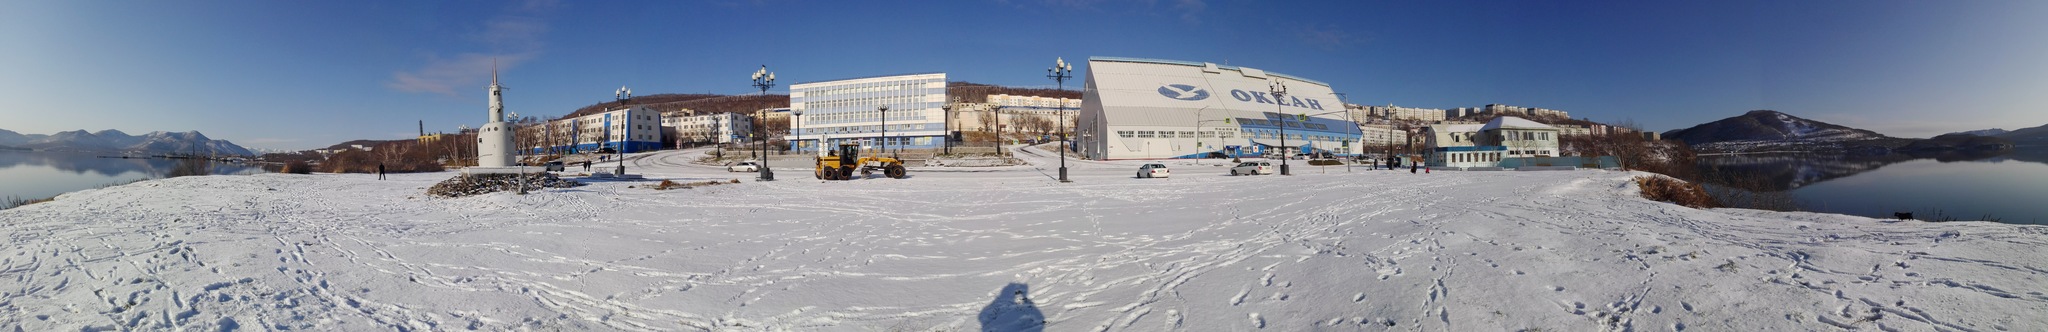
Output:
[1137, 164, 1171, 178]
[727, 161, 759, 172]
[1230, 161, 1274, 176]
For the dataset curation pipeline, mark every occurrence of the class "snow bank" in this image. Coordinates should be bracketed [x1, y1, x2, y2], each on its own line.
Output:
[2, 151, 2042, 331]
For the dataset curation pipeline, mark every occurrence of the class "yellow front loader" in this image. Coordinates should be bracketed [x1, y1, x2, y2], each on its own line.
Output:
[815, 143, 907, 180]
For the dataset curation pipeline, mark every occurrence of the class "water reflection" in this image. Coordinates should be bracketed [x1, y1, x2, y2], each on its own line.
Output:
[0, 151, 266, 200]
[1696, 147, 2048, 224]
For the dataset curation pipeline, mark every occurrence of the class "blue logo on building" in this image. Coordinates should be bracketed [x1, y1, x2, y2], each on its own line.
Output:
[1157, 84, 1210, 101]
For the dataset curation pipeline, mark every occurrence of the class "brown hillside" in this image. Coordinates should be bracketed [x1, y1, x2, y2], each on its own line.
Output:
[947, 81, 1081, 103]
[563, 94, 787, 119]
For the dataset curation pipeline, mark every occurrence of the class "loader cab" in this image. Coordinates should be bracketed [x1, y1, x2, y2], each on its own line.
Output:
[837, 143, 860, 166]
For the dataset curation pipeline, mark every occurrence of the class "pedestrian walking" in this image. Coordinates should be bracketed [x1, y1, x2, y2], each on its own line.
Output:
[377, 163, 386, 180]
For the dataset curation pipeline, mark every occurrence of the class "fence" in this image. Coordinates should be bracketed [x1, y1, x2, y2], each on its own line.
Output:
[1497, 156, 1622, 169]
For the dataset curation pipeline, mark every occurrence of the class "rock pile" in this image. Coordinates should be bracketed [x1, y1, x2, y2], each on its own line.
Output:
[427, 173, 582, 198]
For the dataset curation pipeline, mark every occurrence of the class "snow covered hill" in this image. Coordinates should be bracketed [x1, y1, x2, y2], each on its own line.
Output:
[2, 150, 2042, 331]
[2, 128, 253, 156]
[1949, 128, 2009, 137]
[1665, 110, 1896, 153]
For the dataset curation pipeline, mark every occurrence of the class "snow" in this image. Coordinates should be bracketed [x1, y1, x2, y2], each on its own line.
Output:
[3, 146, 2045, 331]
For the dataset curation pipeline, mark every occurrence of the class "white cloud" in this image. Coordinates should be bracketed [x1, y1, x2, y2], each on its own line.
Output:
[1174, 0, 1205, 24]
[1295, 24, 1362, 51]
[386, 0, 554, 96]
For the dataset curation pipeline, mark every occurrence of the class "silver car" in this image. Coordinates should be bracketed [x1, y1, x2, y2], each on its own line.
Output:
[1230, 161, 1274, 175]
[1137, 164, 1171, 178]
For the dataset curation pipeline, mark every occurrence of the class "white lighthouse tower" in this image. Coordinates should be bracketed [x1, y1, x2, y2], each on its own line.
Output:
[476, 65, 516, 168]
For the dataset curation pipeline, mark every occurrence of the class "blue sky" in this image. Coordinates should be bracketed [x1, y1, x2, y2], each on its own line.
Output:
[3, 0, 2045, 150]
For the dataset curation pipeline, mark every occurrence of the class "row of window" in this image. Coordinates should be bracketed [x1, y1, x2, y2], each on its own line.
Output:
[801, 109, 936, 125]
[1502, 131, 1552, 141]
[802, 123, 937, 135]
[1445, 152, 1500, 164]
[795, 136, 939, 148]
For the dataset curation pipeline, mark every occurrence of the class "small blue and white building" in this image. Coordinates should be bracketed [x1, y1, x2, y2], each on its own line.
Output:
[1075, 57, 1362, 160]
[787, 73, 948, 153]
[534, 105, 664, 154]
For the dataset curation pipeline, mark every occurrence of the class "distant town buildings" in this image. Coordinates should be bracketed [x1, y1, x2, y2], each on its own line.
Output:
[1482, 104, 1569, 119]
[1346, 104, 1571, 123]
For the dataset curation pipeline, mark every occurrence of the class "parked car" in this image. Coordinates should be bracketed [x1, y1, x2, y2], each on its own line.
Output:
[727, 161, 759, 172]
[1230, 161, 1274, 175]
[544, 161, 564, 172]
[1137, 164, 1171, 178]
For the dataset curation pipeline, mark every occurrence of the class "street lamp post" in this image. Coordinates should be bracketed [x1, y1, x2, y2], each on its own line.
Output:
[1271, 80, 1291, 175]
[751, 65, 776, 181]
[1386, 103, 1395, 171]
[793, 109, 803, 155]
[612, 88, 631, 176]
[941, 105, 952, 155]
[1048, 57, 1073, 183]
[878, 105, 889, 158]
[993, 105, 1004, 160]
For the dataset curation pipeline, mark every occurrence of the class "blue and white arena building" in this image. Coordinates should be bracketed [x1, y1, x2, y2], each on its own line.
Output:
[1076, 57, 1363, 160]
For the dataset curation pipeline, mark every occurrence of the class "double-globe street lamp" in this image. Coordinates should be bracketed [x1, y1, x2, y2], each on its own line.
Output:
[1048, 57, 1074, 183]
[1271, 80, 1293, 175]
[751, 65, 776, 181]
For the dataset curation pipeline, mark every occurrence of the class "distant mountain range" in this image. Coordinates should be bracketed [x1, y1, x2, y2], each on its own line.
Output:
[1948, 128, 2009, 137]
[1663, 110, 2042, 154]
[0, 129, 253, 156]
[1988, 124, 2048, 144]
[1663, 110, 1903, 153]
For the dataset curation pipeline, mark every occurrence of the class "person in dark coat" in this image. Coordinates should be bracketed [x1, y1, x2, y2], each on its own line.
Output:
[377, 163, 386, 180]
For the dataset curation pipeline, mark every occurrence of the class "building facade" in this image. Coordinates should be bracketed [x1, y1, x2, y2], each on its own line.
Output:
[1481, 104, 1569, 119]
[663, 111, 752, 145]
[1076, 57, 1362, 160]
[1423, 116, 1562, 168]
[533, 106, 663, 154]
[787, 73, 947, 152]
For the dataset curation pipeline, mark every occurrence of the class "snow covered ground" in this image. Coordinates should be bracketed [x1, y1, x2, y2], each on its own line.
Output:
[3, 146, 2044, 331]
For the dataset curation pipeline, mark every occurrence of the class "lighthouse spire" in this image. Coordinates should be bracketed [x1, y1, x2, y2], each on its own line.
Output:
[491, 58, 499, 86]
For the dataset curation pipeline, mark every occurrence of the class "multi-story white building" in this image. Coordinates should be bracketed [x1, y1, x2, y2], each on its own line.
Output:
[1423, 116, 1562, 168]
[662, 111, 752, 144]
[1357, 124, 1409, 151]
[1076, 57, 1362, 160]
[787, 73, 948, 153]
[533, 105, 663, 154]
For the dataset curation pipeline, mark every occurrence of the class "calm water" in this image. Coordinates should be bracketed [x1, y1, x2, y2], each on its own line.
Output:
[0, 151, 267, 201]
[1698, 148, 2048, 225]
